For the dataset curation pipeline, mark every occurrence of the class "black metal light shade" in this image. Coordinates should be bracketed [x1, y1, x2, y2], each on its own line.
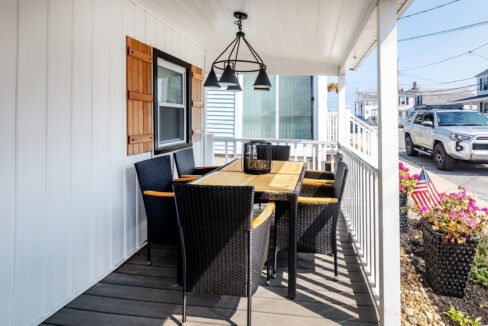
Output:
[226, 83, 242, 92]
[253, 68, 272, 90]
[204, 12, 270, 90]
[203, 67, 220, 88]
[219, 64, 239, 86]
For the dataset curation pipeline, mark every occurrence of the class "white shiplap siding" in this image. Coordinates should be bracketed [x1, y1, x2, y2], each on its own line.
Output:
[0, 1, 205, 325]
[206, 89, 236, 153]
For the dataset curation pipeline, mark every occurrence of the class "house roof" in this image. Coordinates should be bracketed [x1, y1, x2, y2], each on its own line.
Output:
[406, 86, 474, 105]
[450, 93, 488, 103]
[137, 0, 412, 75]
[475, 69, 488, 77]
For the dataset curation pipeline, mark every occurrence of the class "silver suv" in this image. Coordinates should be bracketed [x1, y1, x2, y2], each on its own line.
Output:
[404, 109, 488, 170]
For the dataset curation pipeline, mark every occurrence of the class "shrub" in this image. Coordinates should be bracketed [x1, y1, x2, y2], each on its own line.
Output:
[399, 162, 419, 195]
[445, 306, 482, 326]
[471, 234, 488, 288]
[421, 187, 488, 243]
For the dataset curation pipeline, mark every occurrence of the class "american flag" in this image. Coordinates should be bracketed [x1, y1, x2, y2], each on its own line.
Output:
[411, 168, 441, 211]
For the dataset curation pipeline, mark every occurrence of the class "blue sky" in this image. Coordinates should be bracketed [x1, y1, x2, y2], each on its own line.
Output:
[329, 0, 488, 110]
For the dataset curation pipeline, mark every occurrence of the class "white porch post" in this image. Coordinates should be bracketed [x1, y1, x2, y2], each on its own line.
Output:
[377, 0, 400, 325]
[338, 73, 347, 144]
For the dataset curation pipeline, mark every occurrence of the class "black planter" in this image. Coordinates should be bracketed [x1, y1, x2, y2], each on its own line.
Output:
[399, 193, 408, 233]
[421, 218, 479, 297]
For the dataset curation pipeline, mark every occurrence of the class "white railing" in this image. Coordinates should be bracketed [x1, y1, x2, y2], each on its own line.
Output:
[340, 146, 381, 307]
[207, 136, 339, 171]
[322, 112, 339, 143]
[347, 113, 378, 159]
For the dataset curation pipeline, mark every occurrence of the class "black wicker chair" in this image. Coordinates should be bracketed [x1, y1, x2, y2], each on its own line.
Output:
[271, 145, 291, 161]
[297, 161, 348, 278]
[273, 161, 348, 279]
[174, 147, 219, 178]
[134, 155, 179, 265]
[173, 184, 274, 326]
[303, 152, 343, 183]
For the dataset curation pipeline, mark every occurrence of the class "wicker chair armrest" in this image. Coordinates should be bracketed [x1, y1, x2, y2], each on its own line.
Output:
[252, 202, 275, 229]
[298, 197, 338, 204]
[303, 178, 335, 185]
[303, 179, 335, 187]
[173, 176, 199, 183]
[143, 190, 175, 198]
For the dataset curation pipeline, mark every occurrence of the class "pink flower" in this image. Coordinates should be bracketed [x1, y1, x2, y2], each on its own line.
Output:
[413, 174, 420, 180]
[421, 206, 428, 213]
[399, 162, 404, 169]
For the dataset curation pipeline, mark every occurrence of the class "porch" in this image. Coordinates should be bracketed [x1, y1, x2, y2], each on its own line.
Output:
[1, 0, 410, 325]
[43, 216, 377, 326]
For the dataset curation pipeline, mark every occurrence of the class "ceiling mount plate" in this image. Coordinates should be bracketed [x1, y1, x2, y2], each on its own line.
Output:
[234, 12, 248, 20]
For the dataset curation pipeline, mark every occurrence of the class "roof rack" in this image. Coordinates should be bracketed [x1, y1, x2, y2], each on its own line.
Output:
[413, 104, 464, 111]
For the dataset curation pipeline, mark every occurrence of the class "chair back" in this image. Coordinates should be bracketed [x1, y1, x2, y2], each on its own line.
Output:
[334, 152, 343, 174]
[173, 184, 254, 297]
[333, 161, 348, 202]
[134, 155, 177, 244]
[134, 155, 173, 192]
[271, 145, 291, 161]
[174, 148, 196, 177]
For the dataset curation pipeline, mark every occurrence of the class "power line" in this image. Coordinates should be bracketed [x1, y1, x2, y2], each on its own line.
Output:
[398, 19, 488, 42]
[399, 72, 481, 86]
[400, 41, 488, 71]
[399, 0, 460, 20]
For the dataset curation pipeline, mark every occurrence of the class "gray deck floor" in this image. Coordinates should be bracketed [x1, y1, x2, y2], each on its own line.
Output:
[42, 217, 378, 325]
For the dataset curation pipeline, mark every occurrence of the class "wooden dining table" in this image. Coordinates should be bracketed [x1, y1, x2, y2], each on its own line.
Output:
[191, 158, 305, 299]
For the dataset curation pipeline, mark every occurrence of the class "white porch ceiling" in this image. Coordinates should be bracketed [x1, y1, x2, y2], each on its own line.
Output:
[136, 0, 412, 75]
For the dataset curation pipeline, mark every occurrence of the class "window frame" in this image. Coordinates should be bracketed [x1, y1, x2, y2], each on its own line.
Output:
[152, 48, 192, 155]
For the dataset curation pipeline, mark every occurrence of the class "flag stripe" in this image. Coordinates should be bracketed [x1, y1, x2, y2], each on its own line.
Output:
[411, 168, 441, 211]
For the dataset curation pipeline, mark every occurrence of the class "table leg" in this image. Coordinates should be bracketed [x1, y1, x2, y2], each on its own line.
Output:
[276, 199, 297, 300]
[289, 196, 298, 299]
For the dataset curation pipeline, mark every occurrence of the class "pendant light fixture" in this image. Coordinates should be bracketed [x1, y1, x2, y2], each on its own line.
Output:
[203, 12, 271, 91]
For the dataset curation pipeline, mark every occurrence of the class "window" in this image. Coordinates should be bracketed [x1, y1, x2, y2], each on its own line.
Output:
[485, 77, 488, 91]
[415, 95, 423, 105]
[413, 113, 424, 124]
[242, 75, 313, 140]
[400, 96, 407, 105]
[153, 48, 192, 154]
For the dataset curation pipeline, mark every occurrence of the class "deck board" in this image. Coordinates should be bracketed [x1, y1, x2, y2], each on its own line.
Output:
[43, 216, 378, 325]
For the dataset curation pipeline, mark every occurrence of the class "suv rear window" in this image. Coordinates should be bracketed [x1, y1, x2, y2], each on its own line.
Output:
[437, 111, 488, 126]
[413, 113, 424, 124]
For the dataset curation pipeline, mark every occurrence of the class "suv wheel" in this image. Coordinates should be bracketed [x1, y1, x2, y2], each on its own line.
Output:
[405, 135, 418, 156]
[433, 143, 456, 171]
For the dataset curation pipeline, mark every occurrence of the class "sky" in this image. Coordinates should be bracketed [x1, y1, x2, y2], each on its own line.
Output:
[328, 0, 488, 110]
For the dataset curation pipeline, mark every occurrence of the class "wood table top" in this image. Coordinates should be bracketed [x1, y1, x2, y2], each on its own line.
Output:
[192, 160, 305, 194]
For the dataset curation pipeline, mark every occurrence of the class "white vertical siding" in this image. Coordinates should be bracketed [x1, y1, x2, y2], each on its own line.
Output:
[0, 1, 18, 325]
[0, 1, 205, 325]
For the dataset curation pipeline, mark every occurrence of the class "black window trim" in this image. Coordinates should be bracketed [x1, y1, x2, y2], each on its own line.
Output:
[152, 47, 192, 155]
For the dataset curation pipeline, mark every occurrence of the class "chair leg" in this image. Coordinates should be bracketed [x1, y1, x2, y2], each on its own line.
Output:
[272, 250, 278, 279]
[182, 278, 187, 324]
[266, 260, 271, 286]
[247, 296, 252, 326]
[334, 253, 338, 281]
[146, 241, 151, 266]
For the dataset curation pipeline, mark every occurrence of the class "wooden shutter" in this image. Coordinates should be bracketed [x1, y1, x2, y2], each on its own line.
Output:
[126, 36, 153, 155]
[191, 65, 204, 142]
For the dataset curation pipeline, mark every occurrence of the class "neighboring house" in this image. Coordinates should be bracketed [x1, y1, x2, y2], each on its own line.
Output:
[354, 90, 414, 125]
[406, 81, 474, 108]
[355, 91, 377, 119]
[451, 68, 488, 113]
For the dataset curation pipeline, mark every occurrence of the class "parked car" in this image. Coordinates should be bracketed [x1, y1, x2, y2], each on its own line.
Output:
[403, 109, 488, 170]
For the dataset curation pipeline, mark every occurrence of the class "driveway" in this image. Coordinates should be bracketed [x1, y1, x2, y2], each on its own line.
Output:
[399, 151, 488, 201]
